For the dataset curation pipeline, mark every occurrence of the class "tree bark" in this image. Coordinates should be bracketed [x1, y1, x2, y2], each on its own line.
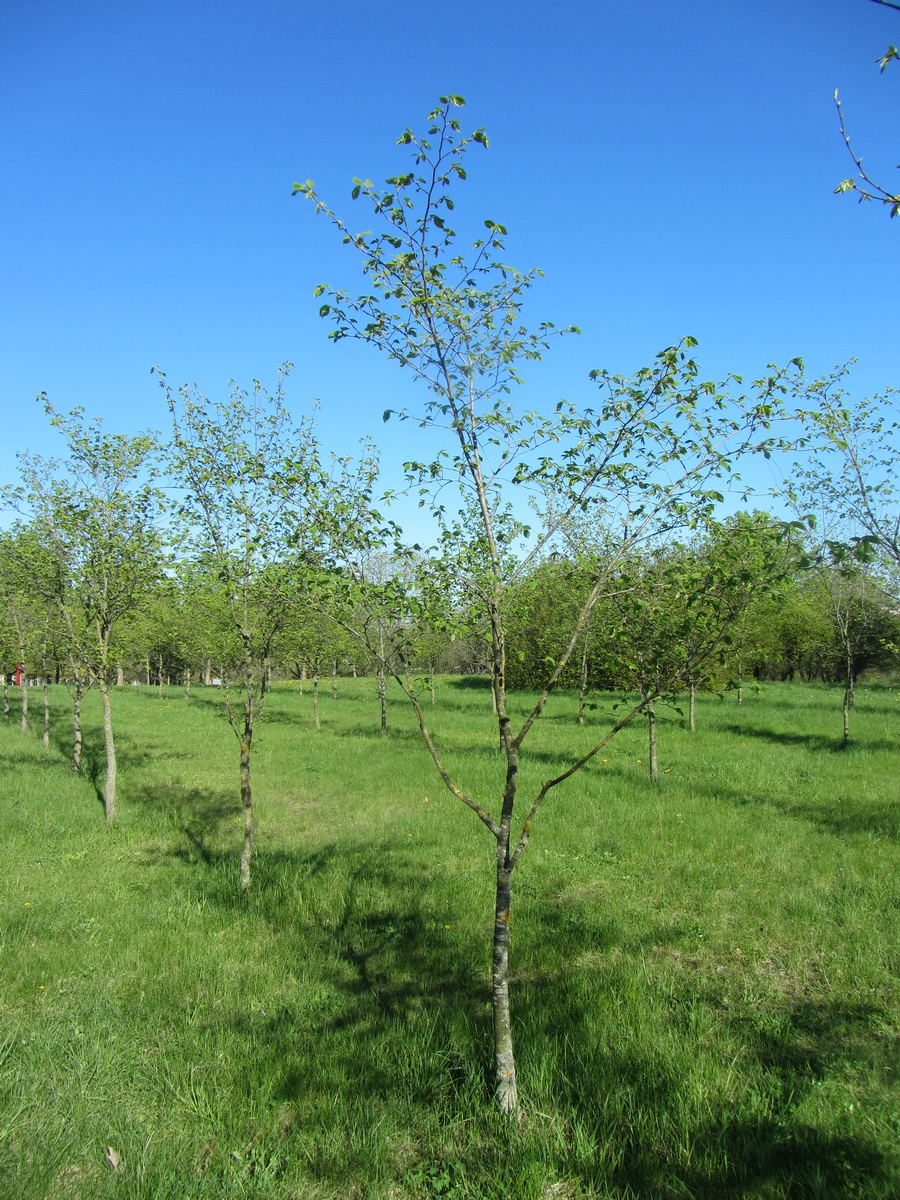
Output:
[647, 697, 658, 782]
[313, 673, 321, 730]
[116, 664, 124, 687]
[157, 654, 164, 696]
[239, 719, 254, 891]
[42, 675, 50, 752]
[97, 679, 117, 821]
[689, 682, 696, 732]
[577, 637, 589, 726]
[20, 680, 28, 733]
[184, 668, 191, 698]
[2, 677, 8, 720]
[71, 677, 83, 774]
[331, 659, 338, 700]
[377, 663, 387, 735]
[492, 860, 517, 1114]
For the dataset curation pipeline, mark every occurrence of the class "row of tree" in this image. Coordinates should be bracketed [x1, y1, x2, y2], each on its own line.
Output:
[2, 96, 898, 1113]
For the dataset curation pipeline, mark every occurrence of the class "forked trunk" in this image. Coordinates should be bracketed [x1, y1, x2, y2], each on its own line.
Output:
[647, 697, 658, 782]
[492, 860, 517, 1114]
[239, 722, 254, 891]
[72, 677, 83, 774]
[97, 679, 117, 821]
[313, 674, 320, 730]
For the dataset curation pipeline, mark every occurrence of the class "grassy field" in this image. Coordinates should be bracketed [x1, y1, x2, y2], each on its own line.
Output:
[0, 677, 897, 1199]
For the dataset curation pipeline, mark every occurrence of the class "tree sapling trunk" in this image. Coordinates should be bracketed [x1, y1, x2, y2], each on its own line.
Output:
[97, 678, 117, 821]
[71, 675, 83, 774]
[42, 674, 50, 752]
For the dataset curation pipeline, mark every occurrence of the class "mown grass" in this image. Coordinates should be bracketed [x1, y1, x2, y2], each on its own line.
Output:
[0, 678, 897, 1198]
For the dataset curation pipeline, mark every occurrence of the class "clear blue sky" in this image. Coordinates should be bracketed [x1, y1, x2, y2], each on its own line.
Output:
[2, 0, 897, 529]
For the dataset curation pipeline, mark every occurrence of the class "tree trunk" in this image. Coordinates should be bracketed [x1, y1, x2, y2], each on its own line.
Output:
[157, 654, 164, 696]
[184, 668, 191, 698]
[2, 677, 8, 720]
[331, 659, 338, 700]
[737, 660, 744, 705]
[377, 663, 387, 735]
[20, 681, 28, 733]
[492, 859, 517, 1114]
[842, 652, 854, 748]
[42, 676, 50, 752]
[647, 697, 658, 782]
[577, 637, 589, 726]
[313, 673, 321, 730]
[239, 719, 254, 891]
[97, 679, 117, 821]
[72, 677, 83, 774]
[430, 662, 436, 706]
[116, 664, 124, 687]
[689, 682, 696, 732]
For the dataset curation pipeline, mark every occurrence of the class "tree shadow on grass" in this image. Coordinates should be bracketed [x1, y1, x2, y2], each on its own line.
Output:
[721, 722, 897, 755]
[332, 722, 423, 743]
[508, 969, 895, 1198]
[128, 779, 239, 864]
[143, 834, 897, 1198]
[726, 788, 900, 843]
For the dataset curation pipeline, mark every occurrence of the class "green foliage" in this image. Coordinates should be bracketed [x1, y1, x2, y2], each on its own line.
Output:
[1, 402, 165, 683]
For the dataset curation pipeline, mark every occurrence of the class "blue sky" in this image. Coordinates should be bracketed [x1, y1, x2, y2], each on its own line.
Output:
[1, 0, 897, 534]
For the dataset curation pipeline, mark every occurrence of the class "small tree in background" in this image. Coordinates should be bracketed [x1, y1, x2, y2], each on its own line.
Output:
[161, 366, 381, 889]
[2, 403, 163, 819]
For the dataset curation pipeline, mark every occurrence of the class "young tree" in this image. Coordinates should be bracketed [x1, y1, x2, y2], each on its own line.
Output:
[297, 97, 805, 1112]
[2, 405, 163, 819]
[161, 366, 378, 889]
[794, 386, 900, 569]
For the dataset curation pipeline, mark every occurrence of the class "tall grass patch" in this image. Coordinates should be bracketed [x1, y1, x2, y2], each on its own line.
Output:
[0, 679, 897, 1197]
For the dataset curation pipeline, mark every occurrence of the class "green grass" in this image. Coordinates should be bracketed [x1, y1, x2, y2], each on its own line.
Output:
[0, 678, 897, 1198]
